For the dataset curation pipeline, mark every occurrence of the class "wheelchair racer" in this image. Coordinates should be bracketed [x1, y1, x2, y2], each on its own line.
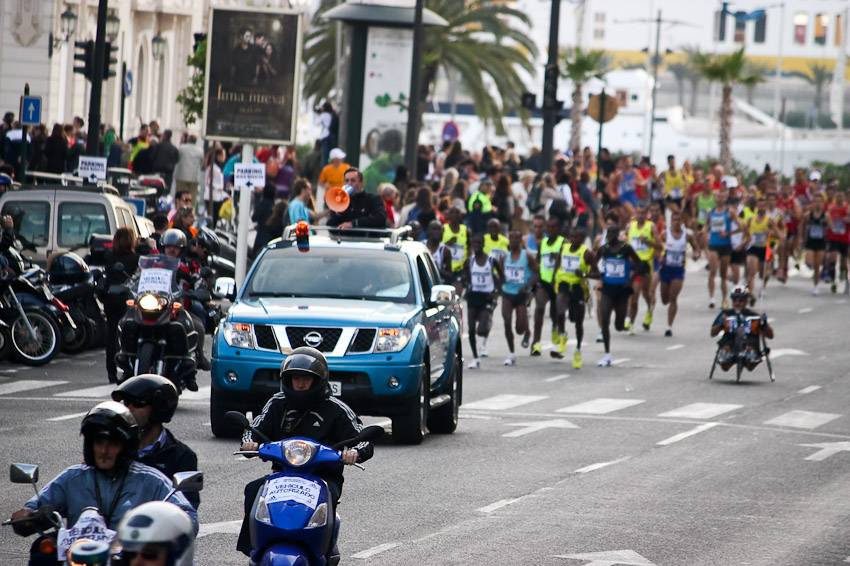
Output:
[710, 286, 774, 371]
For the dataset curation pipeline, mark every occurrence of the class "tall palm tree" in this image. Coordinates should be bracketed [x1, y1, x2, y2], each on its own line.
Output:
[794, 63, 832, 113]
[742, 61, 770, 104]
[559, 47, 608, 152]
[302, 0, 538, 137]
[693, 47, 763, 170]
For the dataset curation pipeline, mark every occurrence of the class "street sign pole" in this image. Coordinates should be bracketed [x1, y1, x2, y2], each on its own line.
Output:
[120, 62, 127, 141]
[20, 84, 29, 182]
[596, 89, 606, 195]
[235, 144, 255, 287]
[86, 0, 108, 156]
[541, 0, 561, 174]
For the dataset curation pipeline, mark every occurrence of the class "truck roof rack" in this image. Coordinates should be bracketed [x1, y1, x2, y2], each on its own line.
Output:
[280, 224, 413, 245]
[13, 183, 120, 197]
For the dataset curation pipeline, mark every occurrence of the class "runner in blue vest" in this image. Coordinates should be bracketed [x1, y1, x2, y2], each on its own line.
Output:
[500, 230, 539, 366]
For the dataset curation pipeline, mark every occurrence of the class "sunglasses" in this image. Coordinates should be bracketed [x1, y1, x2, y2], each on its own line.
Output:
[181, 198, 192, 202]
[123, 399, 148, 408]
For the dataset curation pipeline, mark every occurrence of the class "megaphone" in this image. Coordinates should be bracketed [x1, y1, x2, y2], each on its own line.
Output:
[324, 185, 353, 213]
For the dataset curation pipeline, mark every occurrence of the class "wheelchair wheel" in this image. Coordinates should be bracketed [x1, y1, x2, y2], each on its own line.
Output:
[736, 359, 744, 382]
[709, 348, 720, 380]
[762, 335, 775, 382]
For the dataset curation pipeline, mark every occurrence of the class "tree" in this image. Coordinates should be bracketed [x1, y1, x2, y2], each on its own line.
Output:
[302, 0, 538, 137]
[794, 63, 832, 113]
[667, 62, 693, 109]
[683, 46, 704, 117]
[742, 61, 770, 104]
[693, 47, 763, 171]
[176, 40, 206, 128]
[559, 47, 608, 152]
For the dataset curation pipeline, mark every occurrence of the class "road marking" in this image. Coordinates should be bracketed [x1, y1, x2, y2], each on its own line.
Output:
[181, 386, 210, 400]
[0, 380, 67, 395]
[611, 358, 631, 366]
[352, 543, 400, 559]
[0, 368, 20, 373]
[557, 398, 645, 415]
[555, 549, 657, 565]
[574, 456, 631, 474]
[658, 403, 742, 419]
[197, 519, 241, 538]
[545, 373, 570, 383]
[770, 348, 808, 359]
[800, 441, 850, 462]
[55, 384, 115, 398]
[765, 410, 841, 430]
[46, 411, 89, 422]
[798, 385, 821, 395]
[502, 419, 579, 437]
[463, 394, 548, 411]
[797, 307, 813, 313]
[837, 299, 847, 305]
[657, 422, 720, 446]
[477, 498, 520, 513]
[666, 344, 685, 351]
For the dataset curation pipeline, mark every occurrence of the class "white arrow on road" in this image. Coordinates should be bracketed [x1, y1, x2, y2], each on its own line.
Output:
[554, 549, 657, 565]
[502, 419, 579, 437]
[800, 441, 850, 461]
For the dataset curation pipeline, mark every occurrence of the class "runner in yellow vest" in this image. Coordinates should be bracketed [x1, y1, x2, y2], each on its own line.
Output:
[483, 218, 509, 263]
[625, 203, 662, 333]
[746, 196, 779, 301]
[553, 226, 596, 369]
[663, 155, 687, 213]
[531, 216, 564, 356]
[441, 206, 468, 295]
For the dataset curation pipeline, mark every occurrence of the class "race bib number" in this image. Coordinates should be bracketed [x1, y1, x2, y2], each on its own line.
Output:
[665, 250, 685, 267]
[698, 208, 710, 223]
[562, 255, 581, 274]
[137, 268, 172, 294]
[264, 476, 322, 508]
[752, 232, 767, 246]
[450, 244, 465, 263]
[489, 248, 507, 262]
[730, 231, 743, 247]
[651, 187, 664, 201]
[833, 221, 846, 235]
[543, 254, 557, 271]
[710, 216, 726, 233]
[809, 225, 824, 239]
[58, 514, 115, 561]
[631, 236, 648, 252]
[670, 187, 683, 199]
[505, 265, 525, 284]
[604, 259, 626, 278]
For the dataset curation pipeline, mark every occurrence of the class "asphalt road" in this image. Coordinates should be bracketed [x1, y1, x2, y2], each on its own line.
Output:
[1, 259, 849, 565]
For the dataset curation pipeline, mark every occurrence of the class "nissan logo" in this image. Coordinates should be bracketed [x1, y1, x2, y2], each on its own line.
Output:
[304, 331, 323, 347]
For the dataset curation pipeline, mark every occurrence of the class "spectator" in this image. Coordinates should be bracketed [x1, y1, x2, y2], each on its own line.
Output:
[317, 101, 338, 166]
[266, 201, 287, 242]
[287, 178, 328, 226]
[172, 206, 197, 242]
[67, 132, 86, 173]
[450, 179, 468, 211]
[203, 148, 227, 225]
[492, 176, 515, 234]
[3, 121, 31, 179]
[174, 135, 205, 210]
[169, 191, 193, 223]
[0, 112, 13, 161]
[252, 182, 278, 254]
[44, 124, 68, 174]
[439, 167, 459, 198]
[511, 170, 535, 235]
[128, 124, 149, 167]
[29, 124, 48, 171]
[300, 140, 322, 188]
[151, 213, 169, 250]
[151, 129, 179, 190]
[407, 185, 436, 231]
[318, 147, 349, 197]
[379, 183, 399, 227]
[131, 136, 157, 175]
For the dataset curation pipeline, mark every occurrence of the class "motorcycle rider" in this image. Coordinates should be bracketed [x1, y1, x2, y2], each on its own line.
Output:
[9, 401, 198, 533]
[183, 226, 220, 334]
[236, 347, 375, 557]
[112, 374, 200, 509]
[109, 501, 195, 566]
[710, 286, 774, 371]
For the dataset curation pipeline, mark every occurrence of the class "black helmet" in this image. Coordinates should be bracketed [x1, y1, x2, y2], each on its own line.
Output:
[279, 347, 330, 409]
[80, 401, 140, 471]
[111, 374, 179, 425]
[47, 252, 90, 285]
[161, 229, 187, 249]
[193, 226, 220, 255]
[731, 286, 751, 300]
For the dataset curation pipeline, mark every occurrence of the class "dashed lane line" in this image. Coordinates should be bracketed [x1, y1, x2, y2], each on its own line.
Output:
[657, 422, 720, 446]
[477, 498, 520, 513]
[798, 385, 822, 395]
[352, 543, 401, 559]
[0, 380, 67, 395]
[544, 373, 570, 383]
[46, 411, 89, 422]
[574, 456, 631, 474]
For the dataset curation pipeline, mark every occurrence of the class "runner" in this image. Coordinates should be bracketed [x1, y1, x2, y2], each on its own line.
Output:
[625, 203, 662, 332]
[530, 216, 564, 356]
[520, 215, 546, 348]
[765, 191, 787, 291]
[703, 188, 746, 309]
[825, 189, 850, 293]
[442, 206, 469, 295]
[693, 178, 716, 253]
[425, 219, 453, 283]
[483, 218, 509, 263]
[729, 189, 754, 288]
[664, 154, 687, 213]
[500, 230, 539, 366]
[553, 226, 596, 368]
[658, 210, 700, 336]
[776, 181, 802, 282]
[597, 222, 642, 367]
[745, 196, 779, 301]
[464, 233, 504, 368]
[800, 192, 831, 295]
[648, 201, 665, 314]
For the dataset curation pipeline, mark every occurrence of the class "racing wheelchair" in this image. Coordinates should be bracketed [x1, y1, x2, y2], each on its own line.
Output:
[709, 312, 776, 383]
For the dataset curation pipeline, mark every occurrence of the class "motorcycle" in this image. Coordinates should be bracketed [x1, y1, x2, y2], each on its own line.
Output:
[3, 462, 202, 565]
[227, 411, 384, 566]
[114, 255, 201, 391]
[46, 252, 106, 354]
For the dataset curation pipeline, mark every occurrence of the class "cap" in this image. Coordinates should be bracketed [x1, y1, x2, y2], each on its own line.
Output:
[722, 175, 739, 189]
[329, 148, 346, 160]
[517, 169, 537, 180]
[809, 170, 822, 181]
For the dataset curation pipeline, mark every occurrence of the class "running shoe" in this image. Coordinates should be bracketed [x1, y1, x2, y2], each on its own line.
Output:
[722, 299, 729, 309]
[623, 319, 632, 331]
[627, 326, 636, 336]
[709, 298, 716, 309]
[521, 333, 530, 348]
[664, 328, 673, 337]
[557, 335, 567, 354]
[831, 282, 837, 294]
[531, 343, 542, 356]
[595, 331, 604, 343]
[551, 329, 560, 344]
[550, 350, 564, 359]
[812, 285, 819, 296]
[643, 310, 653, 330]
[597, 354, 612, 367]
[572, 350, 583, 369]
[503, 353, 517, 366]
[467, 358, 480, 369]
[480, 337, 488, 357]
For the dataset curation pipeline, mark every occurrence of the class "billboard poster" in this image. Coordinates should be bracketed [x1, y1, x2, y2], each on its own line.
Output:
[360, 27, 413, 194]
[203, 7, 302, 145]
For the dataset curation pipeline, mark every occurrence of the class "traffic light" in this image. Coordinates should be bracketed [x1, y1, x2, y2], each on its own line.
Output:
[73, 40, 94, 81]
[103, 42, 118, 80]
[542, 63, 559, 110]
[521, 92, 536, 110]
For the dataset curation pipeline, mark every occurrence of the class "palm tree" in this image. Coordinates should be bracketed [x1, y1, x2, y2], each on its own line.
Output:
[559, 47, 608, 152]
[302, 0, 538, 137]
[667, 62, 693, 109]
[693, 47, 763, 170]
[683, 46, 704, 117]
[742, 61, 770, 104]
[794, 63, 832, 113]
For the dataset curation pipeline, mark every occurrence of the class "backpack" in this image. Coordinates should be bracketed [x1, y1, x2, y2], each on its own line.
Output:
[526, 185, 543, 214]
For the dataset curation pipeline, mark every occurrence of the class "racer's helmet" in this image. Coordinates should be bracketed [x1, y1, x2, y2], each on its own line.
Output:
[161, 229, 187, 249]
[110, 501, 194, 566]
[280, 346, 330, 409]
[193, 226, 220, 255]
[111, 374, 179, 426]
[47, 252, 91, 285]
[730, 286, 751, 301]
[80, 401, 139, 471]
[0, 173, 13, 187]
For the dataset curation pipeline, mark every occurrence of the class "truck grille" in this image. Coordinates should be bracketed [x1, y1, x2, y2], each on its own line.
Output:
[254, 324, 278, 350]
[348, 328, 376, 353]
[285, 327, 342, 352]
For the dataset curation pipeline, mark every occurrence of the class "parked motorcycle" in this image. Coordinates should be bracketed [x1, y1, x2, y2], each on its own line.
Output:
[47, 252, 106, 354]
[228, 411, 384, 566]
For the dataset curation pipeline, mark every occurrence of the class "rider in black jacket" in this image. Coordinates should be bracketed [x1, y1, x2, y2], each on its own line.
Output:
[236, 347, 374, 556]
[710, 286, 774, 370]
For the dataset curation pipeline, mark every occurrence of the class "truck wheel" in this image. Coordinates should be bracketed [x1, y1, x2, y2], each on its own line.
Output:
[428, 354, 460, 434]
[392, 369, 428, 445]
[210, 388, 244, 438]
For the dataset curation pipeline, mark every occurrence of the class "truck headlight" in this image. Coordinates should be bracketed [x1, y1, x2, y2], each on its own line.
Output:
[223, 322, 254, 349]
[375, 328, 411, 353]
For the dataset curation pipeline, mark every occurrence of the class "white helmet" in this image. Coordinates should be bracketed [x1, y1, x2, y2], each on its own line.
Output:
[110, 502, 194, 566]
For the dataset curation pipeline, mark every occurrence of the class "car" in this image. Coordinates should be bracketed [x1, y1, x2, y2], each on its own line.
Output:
[210, 225, 463, 444]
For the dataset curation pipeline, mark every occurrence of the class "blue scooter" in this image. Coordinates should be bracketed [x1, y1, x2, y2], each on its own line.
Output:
[227, 411, 383, 566]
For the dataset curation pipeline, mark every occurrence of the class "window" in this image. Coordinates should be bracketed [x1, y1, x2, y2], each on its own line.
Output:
[58, 202, 109, 249]
[754, 13, 767, 43]
[815, 13, 829, 45]
[794, 12, 808, 45]
[594, 12, 605, 24]
[734, 12, 746, 43]
[593, 28, 605, 40]
[715, 10, 727, 41]
[2, 201, 49, 247]
[416, 256, 434, 299]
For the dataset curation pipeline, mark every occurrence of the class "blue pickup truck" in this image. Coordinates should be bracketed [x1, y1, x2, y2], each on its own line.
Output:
[210, 227, 463, 444]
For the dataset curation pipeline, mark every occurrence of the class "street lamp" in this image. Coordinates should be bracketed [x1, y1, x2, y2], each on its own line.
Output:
[151, 35, 167, 61]
[105, 12, 120, 43]
[59, 8, 78, 42]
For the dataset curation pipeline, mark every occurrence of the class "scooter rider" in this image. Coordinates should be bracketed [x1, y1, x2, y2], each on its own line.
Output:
[710, 286, 774, 371]
[111, 374, 200, 509]
[8, 401, 198, 533]
[110, 501, 195, 566]
[236, 347, 374, 557]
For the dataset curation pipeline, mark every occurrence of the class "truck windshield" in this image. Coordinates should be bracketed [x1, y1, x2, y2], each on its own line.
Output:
[245, 247, 415, 304]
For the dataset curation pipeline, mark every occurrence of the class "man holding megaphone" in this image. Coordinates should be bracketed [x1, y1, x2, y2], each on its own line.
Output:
[326, 167, 388, 229]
